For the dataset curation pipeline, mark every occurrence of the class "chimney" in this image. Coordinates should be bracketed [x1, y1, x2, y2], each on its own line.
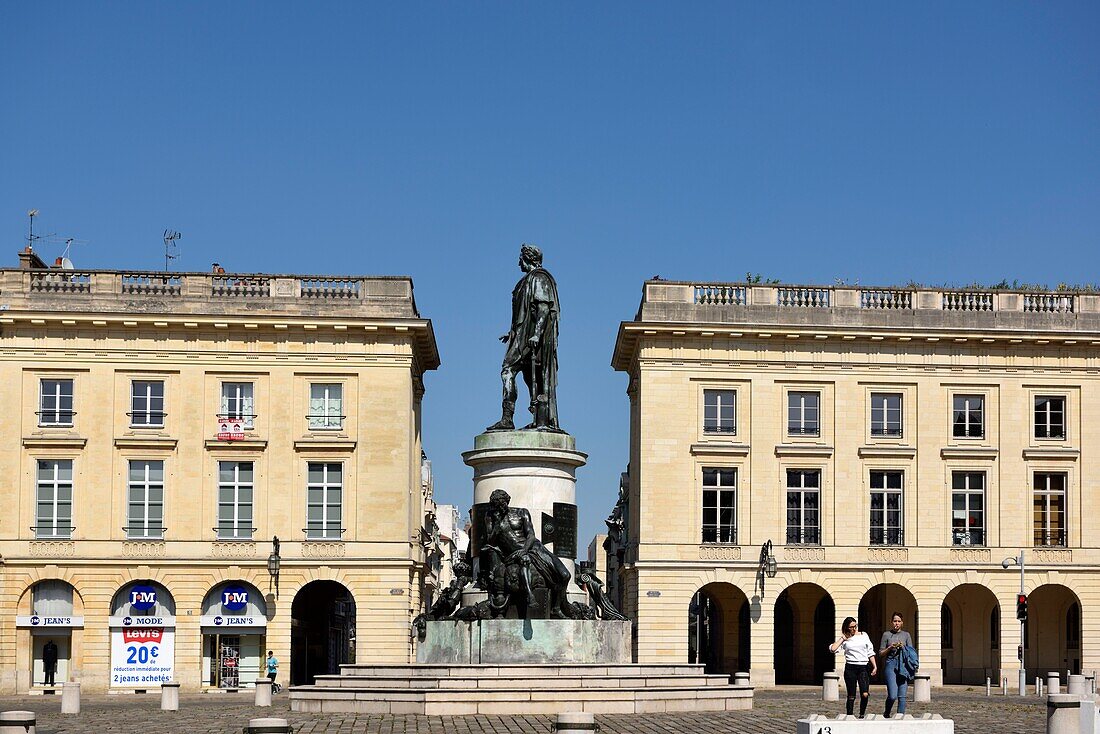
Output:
[18, 246, 47, 270]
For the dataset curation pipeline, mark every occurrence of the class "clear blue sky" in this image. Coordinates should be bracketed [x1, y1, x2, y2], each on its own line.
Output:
[3, 3, 1099, 546]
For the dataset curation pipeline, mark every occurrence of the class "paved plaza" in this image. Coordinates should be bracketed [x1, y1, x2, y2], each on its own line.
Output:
[1, 687, 1044, 734]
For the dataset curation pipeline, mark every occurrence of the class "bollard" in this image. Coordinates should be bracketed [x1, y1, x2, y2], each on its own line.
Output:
[913, 673, 931, 703]
[822, 671, 840, 701]
[1047, 694, 1082, 734]
[553, 713, 596, 734]
[985, 677, 991, 696]
[733, 672, 750, 687]
[161, 682, 180, 711]
[254, 678, 272, 707]
[0, 712, 36, 734]
[1067, 674, 1086, 695]
[1002, 676, 1008, 696]
[244, 719, 290, 734]
[1087, 672, 1096, 694]
[1047, 671, 1061, 696]
[60, 682, 80, 714]
[1036, 677, 1042, 696]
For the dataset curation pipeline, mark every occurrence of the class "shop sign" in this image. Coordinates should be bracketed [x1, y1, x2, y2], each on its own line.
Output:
[108, 615, 176, 628]
[129, 585, 158, 611]
[110, 627, 174, 687]
[199, 614, 266, 628]
[16, 615, 84, 628]
[216, 419, 246, 441]
[221, 586, 249, 611]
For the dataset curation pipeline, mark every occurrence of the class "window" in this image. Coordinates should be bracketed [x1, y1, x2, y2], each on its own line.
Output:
[130, 381, 166, 427]
[703, 390, 736, 435]
[1035, 396, 1066, 440]
[1033, 472, 1066, 547]
[787, 391, 820, 436]
[127, 460, 164, 539]
[36, 460, 73, 539]
[869, 470, 904, 545]
[952, 394, 984, 438]
[701, 467, 736, 543]
[951, 472, 985, 546]
[785, 469, 820, 544]
[309, 383, 344, 430]
[870, 393, 903, 437]
[220, 382, 255, 429]
[306, 462, 343, 540]
[217, 461, 254, 540]
[39, 379, 74, 427]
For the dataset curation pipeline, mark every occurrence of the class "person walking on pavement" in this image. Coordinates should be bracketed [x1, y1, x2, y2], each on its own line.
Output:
[880, 611, 914, 717]
[829, 616, 877, 718]
[42, 639, 59, 687]
[266, 650, 280, 693]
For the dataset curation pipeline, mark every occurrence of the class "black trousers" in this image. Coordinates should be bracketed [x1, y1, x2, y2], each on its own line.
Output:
[843, 663, 871, 715]
[44, 666, 56, 686]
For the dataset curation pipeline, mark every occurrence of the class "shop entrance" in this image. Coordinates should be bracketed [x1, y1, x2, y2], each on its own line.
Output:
[291, 580, 356, 685]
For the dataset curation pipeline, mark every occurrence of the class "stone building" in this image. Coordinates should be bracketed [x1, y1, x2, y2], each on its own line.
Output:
[0, 248, 439, 693]
[612, 280, 1098, 687]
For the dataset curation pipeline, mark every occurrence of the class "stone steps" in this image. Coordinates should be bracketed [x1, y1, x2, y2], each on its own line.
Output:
[290, 662, 752, 715]
[290, 682, 753, 715]
[314, 673, 732, 689]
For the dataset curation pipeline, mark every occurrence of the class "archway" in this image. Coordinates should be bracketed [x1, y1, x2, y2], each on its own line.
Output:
[858, 583, 918, 656]
[200, 581, 267, 688]
[17, 580, 84, 690]
[1026, 584, 1081, 678]
[774, 583, 835, 684]
[688, 582, 750, 676]
[941, 584, 999, 684]
[291, 580, 356, 685]
[109, 581, 176, 690]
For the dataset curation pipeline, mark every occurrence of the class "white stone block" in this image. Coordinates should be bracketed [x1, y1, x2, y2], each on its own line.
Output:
[797, 714, 953, 734]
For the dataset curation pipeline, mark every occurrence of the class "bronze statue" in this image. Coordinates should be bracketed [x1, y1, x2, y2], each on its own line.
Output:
[574, 566, 627, 621]
[487, 244, 561, 432]
[481, 489, 573, 618]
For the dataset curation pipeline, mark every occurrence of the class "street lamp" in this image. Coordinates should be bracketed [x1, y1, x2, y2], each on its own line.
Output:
[759, 540, 778, 595]
[1002, 550, 1025, 696]
[267, 535, 281, 599]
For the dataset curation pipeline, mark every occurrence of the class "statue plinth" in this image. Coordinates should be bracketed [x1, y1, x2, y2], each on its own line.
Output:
[463, 430, 587, 603]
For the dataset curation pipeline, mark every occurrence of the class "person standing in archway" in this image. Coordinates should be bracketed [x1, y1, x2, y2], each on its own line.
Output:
[42, 639, 58, 687]
[879, 611, 914, 717]
[829, 617, 877, 718]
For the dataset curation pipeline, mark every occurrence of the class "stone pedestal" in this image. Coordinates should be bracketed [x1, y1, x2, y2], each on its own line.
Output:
[913, 673, 931, 703]
[417, 619, 631, 664]
[1067, 674, 1085, 695]
[160, 682, 180, 710]
[60, 682, 80, 714]
[822, 671, 839, 701]
[1047, 671, 1061, 695]
[254, 678, 272, 707]
[463, 430, 588, 605]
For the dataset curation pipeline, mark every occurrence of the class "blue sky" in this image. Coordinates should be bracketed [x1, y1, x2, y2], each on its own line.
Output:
[3, 3, 1098, 545]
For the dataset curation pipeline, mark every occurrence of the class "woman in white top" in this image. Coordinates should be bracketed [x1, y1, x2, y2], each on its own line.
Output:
[828, 616, 878, 718]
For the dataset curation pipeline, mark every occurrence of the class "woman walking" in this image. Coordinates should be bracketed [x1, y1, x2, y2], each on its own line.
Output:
[879, 611, 914, 717]
[829, 616, 877, 718]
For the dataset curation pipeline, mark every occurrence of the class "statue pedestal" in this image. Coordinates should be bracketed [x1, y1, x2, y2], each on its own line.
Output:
[417, 619, 631, 664]
[462, 430, 587, 605]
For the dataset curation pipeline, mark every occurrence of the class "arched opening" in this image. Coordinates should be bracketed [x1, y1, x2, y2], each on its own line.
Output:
[941, 584, 999, 684]
[18, 580, 84, 690]
[108, 581, 176, 690]
[774, 583, 835, 684]
[1026, 584, 1081, 678]
[200, 581, 268, 688]
[688, 582, 750, 676]
[858, 583, 918, 656]
[291, 580, 356, 685]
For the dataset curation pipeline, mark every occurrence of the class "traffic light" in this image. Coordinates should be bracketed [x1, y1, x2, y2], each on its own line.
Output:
[1017, 594, 1028, 621]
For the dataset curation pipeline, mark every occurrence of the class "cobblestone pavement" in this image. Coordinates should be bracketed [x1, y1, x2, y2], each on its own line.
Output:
[0, 687, 1045, 734]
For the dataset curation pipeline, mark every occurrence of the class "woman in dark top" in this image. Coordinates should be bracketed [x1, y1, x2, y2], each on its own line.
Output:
[879, 611, 914, 717]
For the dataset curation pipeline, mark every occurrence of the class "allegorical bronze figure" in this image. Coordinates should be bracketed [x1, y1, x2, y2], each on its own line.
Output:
[487, 244, 561, 432]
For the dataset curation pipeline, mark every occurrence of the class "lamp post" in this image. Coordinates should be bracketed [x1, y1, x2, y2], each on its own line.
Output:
[267, 535, 281, 599]
[1001, 550, 1025, 696]
[758, 540, 778, 596]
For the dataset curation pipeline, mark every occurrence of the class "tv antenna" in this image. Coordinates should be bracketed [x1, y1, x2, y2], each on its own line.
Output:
[26, 210, 87, 266]
[26, 209, 45, 249]
[163, 229, 182, 271]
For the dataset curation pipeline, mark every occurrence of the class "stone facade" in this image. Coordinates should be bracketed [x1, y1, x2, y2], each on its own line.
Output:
[612, 280, 1100, 687]
[0, 252, 439, 693]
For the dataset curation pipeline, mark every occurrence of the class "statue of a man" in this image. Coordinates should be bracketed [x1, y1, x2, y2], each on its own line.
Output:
[487, 244, 561, 432]
[482, 489, 573, 618]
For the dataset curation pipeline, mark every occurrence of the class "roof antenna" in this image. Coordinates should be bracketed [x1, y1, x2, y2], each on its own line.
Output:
[27, 209, 41, 250]
[163, 230, 181, 271]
